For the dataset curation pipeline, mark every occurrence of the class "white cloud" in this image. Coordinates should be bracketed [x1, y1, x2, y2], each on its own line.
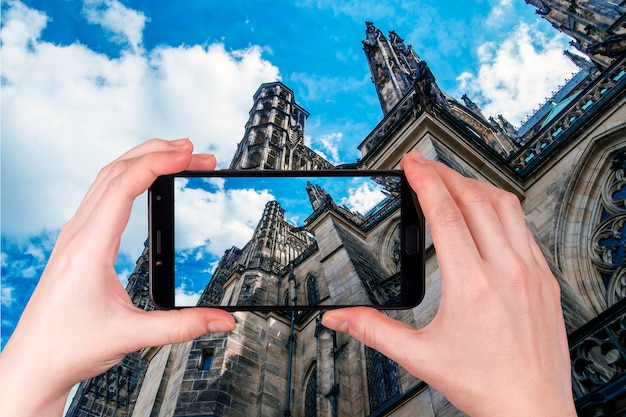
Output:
[341, 180, 386, 214]
[1, 1, 280, 261]
[1, 287, 16, 308]
[174, 180, 274, 256]
[24, 244, 46, 262]
[82, 0, 148, 52]
[456, 22, 578, 125]
[486, 0, 513, 26]
[307, 132, 343, 165]
[175, 286, 204, 306]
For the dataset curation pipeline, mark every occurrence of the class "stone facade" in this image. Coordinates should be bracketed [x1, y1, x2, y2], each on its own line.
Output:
[66, 3, 626, 417]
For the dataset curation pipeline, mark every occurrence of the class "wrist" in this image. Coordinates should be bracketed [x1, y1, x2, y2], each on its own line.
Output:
[0, 340, 72, 416]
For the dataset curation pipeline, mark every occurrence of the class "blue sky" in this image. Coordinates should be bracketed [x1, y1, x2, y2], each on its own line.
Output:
[1, 0, 579, 348]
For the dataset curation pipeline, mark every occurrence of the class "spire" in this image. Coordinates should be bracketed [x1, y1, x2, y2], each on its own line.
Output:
[525, 0, 626, 68]
[306, 182, 335, 211]
[564, 50, 596, 71]
[362, 22, 422, 115]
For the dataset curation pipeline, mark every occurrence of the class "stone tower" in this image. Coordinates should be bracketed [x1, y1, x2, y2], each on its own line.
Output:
[229, 81, 333, 170]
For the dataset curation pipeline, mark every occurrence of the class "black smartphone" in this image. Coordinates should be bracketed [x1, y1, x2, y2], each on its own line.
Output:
[149, 169, 424, 311]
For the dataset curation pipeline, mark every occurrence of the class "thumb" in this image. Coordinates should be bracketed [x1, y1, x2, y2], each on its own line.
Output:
[322, 307, 427, 370]
[124, 308, 236, 350]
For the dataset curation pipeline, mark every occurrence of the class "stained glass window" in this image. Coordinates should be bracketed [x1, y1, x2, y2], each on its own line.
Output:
[307, 275, 320, 306]
[305, 365, 317, 417]
[365, 346, 399, 411]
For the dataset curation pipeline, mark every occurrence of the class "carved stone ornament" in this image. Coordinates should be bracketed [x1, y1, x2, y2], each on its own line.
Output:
[589, 149, 626, 305]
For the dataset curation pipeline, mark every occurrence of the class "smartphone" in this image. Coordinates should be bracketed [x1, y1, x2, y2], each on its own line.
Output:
[149, 169, 424, 311]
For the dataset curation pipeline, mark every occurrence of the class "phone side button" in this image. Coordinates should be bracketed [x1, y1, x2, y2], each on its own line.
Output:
[405, 225, 419, 255]
[156, 230, 162, 255]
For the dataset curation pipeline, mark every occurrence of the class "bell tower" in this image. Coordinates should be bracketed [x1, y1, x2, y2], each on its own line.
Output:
[229, 81, 334, 170]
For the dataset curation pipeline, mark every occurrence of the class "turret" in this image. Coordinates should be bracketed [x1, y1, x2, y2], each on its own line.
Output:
[229, 81, 334, 170]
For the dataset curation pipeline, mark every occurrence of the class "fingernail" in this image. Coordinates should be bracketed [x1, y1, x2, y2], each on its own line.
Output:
[207, 320, 235, 333]
[410, 150, 427, 164]
[170, 138, 189, 146]
[321, 312, 349, 333]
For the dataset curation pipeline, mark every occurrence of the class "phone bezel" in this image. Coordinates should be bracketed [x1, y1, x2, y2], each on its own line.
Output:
[149, 169, 425, 311]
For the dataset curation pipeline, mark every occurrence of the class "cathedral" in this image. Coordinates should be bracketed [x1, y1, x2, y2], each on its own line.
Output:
[65, 1, 626, 416]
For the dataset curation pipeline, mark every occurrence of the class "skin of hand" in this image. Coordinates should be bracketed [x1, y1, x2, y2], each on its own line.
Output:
[0, 139, 235, 417]
[322, 151, 577, 417]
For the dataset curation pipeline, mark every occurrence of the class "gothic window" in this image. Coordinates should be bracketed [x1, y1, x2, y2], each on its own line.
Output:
[274, 113, 284, 127]
[254, 130, 265, 144]
[307, 275, 320, 306]
[271, 130, 281, 145]
[590, 149, 626, 305]
[200, 349, 214, 371]
[246, 151, 262, 169]
[260, 113, 269, 124]
[365, 346, 399, 412]
[304, 365, 317, 417]
[263, 100, 272, 109]
[266, 151, 277, 169]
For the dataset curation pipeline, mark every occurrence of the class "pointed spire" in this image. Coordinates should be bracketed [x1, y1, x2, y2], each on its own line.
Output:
[564, 50, 596, 71]
[362, 22, 423, 115]
[306, 182, 334, 211]
[497, 115, 520, 140]
[525, 0, 626, 68]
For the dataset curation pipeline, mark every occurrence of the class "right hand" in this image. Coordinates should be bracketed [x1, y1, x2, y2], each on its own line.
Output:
[323, 151, 576, 417]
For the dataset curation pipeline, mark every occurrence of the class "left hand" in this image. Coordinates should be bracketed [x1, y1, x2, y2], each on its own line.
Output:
[0, 139, 235, 416]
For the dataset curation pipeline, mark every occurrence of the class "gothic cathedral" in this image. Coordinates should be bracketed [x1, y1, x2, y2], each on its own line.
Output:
[66, 2, 626, 416]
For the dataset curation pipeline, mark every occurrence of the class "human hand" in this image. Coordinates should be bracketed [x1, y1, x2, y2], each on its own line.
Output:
[0, 139, 235, 416]
[322, 151, 576, 416]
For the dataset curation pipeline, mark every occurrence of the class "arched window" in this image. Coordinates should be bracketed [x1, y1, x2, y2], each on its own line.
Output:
[274, 113, 284, 127]
[304, 365, 317, 417]
[246, 151, 262, 169]
[266, 150, 277, 169]
[590, 148, 626, 305]
[307, 275, 320, 306]
[271, 130, 281, 145]
[365, 346, 399, 411]
[254, 130, 265, 144]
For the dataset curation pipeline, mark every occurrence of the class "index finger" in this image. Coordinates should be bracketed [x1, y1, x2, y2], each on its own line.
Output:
[64, 140, 215, 252]
[402, 151, 483, 280]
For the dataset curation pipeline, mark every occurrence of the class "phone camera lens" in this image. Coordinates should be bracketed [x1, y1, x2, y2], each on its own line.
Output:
[156, 195, 162, 201]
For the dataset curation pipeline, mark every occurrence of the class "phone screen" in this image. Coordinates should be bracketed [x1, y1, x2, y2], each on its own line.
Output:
[150, 170, 424, 310]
